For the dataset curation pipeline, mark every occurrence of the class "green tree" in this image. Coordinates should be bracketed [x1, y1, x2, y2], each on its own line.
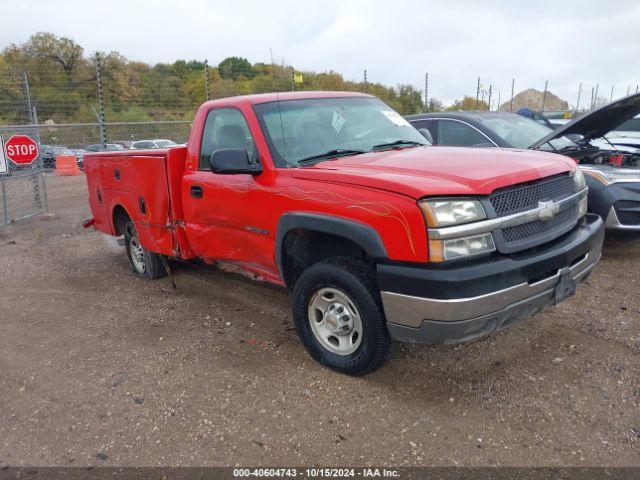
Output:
[218, 56, 255, 80]
[446, 96, 488, 111]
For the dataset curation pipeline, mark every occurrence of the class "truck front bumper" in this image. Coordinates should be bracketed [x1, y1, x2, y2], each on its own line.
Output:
[378, 214, 604, 345]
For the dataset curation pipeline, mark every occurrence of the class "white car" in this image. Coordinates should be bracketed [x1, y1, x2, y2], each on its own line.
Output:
[131, 139, 177, 149]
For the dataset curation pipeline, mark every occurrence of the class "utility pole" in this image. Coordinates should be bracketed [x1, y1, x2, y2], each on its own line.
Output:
[610, 85, 614, 102]
[363, 69, 368, 94]
[487, 85, 492, 111]
[204, 60, 210, 101]
[475, 77, 480, 109]
[576, 83, 582, 112]
[424, 72, 429, 112]
[541, 80, 548, 112]
[510, 78, 515, 112]
[95, 52, 107, 148]
[594, 84, 599, 108]
[496, 91, 501, 111]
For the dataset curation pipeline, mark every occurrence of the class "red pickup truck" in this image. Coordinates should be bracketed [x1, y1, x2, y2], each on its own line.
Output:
[84, 91, 604, 375]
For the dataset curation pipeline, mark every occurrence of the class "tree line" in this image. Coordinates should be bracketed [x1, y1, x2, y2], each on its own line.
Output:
[0, 33, 431, 125]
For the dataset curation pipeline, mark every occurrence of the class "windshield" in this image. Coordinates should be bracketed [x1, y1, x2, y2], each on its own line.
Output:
[253, 97, 427, 167]
[474, 114, 576, 150]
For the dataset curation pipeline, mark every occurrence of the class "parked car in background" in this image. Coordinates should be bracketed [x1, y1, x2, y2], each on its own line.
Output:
[85, 143, 126, 153]
[38, 145, 56, 169]
[408, 93, 640, 234]
[38, 145, 75, 170]
[131, 139, 177, 149]
[112, 141, 135, 149]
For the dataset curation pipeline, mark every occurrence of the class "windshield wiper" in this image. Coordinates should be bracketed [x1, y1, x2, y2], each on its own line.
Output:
[297, 149, 366, 165]
[372, 140, 425, 150]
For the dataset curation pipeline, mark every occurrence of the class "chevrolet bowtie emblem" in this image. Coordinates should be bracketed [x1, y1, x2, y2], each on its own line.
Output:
[538, 200, 560, 221]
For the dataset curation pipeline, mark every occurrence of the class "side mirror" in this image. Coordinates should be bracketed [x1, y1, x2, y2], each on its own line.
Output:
[566, 133, 584, 142]
[418, 128, 434, 145]
[210, 149, 262, 175]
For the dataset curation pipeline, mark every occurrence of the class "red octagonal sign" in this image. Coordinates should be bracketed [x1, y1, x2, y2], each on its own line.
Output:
[5, 135, 39, 165]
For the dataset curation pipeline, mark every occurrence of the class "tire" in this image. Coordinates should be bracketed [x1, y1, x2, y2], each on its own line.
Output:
[292, 257, 391, 376]
[124, 221, 167, 280]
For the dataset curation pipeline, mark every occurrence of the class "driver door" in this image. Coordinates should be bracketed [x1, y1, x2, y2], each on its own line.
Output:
[182, 107, 270, 267]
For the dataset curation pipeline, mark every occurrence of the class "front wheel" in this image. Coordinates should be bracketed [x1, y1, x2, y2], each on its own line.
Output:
[124, 221, 167, 279]
[292, 258, 391, 376]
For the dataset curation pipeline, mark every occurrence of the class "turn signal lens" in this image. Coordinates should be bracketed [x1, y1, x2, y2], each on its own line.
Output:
[429, 233, 495, 262]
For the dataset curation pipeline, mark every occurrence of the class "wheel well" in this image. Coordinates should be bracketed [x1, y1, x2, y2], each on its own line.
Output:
[112, 205, 131, 236]
[281, 230, 367, 288]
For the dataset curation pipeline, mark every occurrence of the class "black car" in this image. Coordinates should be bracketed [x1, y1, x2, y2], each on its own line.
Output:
[408, 94, 640, 234]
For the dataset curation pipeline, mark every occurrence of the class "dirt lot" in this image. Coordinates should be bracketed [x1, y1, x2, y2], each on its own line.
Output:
[0, 174, 639, 467]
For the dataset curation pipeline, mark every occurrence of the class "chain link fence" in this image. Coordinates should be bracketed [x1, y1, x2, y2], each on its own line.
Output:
[0, 125, 47, 227]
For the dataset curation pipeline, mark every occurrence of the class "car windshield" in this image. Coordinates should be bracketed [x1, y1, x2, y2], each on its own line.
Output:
[253, 97, 427, 167]
[474, 114, 577, 150]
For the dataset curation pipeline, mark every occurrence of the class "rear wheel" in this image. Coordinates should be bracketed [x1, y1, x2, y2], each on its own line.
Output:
[124, 221, 167, 279]
[292, 258, 391, 376]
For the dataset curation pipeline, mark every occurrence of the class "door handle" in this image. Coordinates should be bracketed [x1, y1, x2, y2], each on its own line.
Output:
[190, 185, 203, 199]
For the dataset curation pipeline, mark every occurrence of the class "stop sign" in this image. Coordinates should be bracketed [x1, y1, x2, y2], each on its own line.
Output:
[5, 135, 39, 165]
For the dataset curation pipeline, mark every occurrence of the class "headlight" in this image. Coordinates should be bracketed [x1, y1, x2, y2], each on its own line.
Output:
[581, 166, 640, 185]
[419, 199, 486, 227]
[573, 168, 586, 190]
[429, 233, 495, 262]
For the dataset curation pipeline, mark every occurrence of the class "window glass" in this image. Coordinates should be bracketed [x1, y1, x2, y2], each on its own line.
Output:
[253, 97, 426, 167]
[200, 108, 256, 170]
[437, 120, 491, 147]
[473, 114, 575, 150]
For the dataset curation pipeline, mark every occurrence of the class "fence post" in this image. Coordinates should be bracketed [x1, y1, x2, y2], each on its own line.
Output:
[22, 73, 34, 125]
[95, 52, 107, 148]
[1, 180, 8, 226]
[424, 73, 429, 112]
[576, 83, 582, 112]
[510, 78, 515, 112]
[204, 60, 210, 101]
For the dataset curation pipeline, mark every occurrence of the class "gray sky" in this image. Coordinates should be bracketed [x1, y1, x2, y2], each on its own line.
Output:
[2, 0, 639, 106]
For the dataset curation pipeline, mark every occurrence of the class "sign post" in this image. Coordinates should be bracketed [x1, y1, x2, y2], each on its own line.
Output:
[4, 135, 39, 165]
[0, 135, 7, 174]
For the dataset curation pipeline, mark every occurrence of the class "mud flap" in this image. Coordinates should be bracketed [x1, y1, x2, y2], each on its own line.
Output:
[554, 267, 577, 304]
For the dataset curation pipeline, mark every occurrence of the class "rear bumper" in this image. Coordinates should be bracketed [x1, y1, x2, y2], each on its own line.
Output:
[378, 214, 604, 345]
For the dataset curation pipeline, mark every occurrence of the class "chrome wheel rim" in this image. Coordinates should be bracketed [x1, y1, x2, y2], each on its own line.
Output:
[129, 236, 146, 273]
[307, 287, 363, 356]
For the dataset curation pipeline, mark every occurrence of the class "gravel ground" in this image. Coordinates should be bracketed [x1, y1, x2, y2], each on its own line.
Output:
[0, 174, 639, 467]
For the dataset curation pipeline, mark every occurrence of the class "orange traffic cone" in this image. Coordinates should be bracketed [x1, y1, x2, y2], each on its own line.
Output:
[54, 155, 81, 176]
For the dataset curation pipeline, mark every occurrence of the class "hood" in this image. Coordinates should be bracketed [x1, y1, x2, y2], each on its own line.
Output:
[291, 146, 575, 199]
[530, 92, 640, 148]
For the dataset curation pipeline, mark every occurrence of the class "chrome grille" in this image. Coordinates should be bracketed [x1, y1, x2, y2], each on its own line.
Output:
[502, 207, 576, 244]
[490, 174, 574, 216]
[489, 173, 578, 251]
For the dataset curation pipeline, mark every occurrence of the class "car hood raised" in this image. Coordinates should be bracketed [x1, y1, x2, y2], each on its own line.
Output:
[530, 92, 640, 148]
[291, 146, 575, 199]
